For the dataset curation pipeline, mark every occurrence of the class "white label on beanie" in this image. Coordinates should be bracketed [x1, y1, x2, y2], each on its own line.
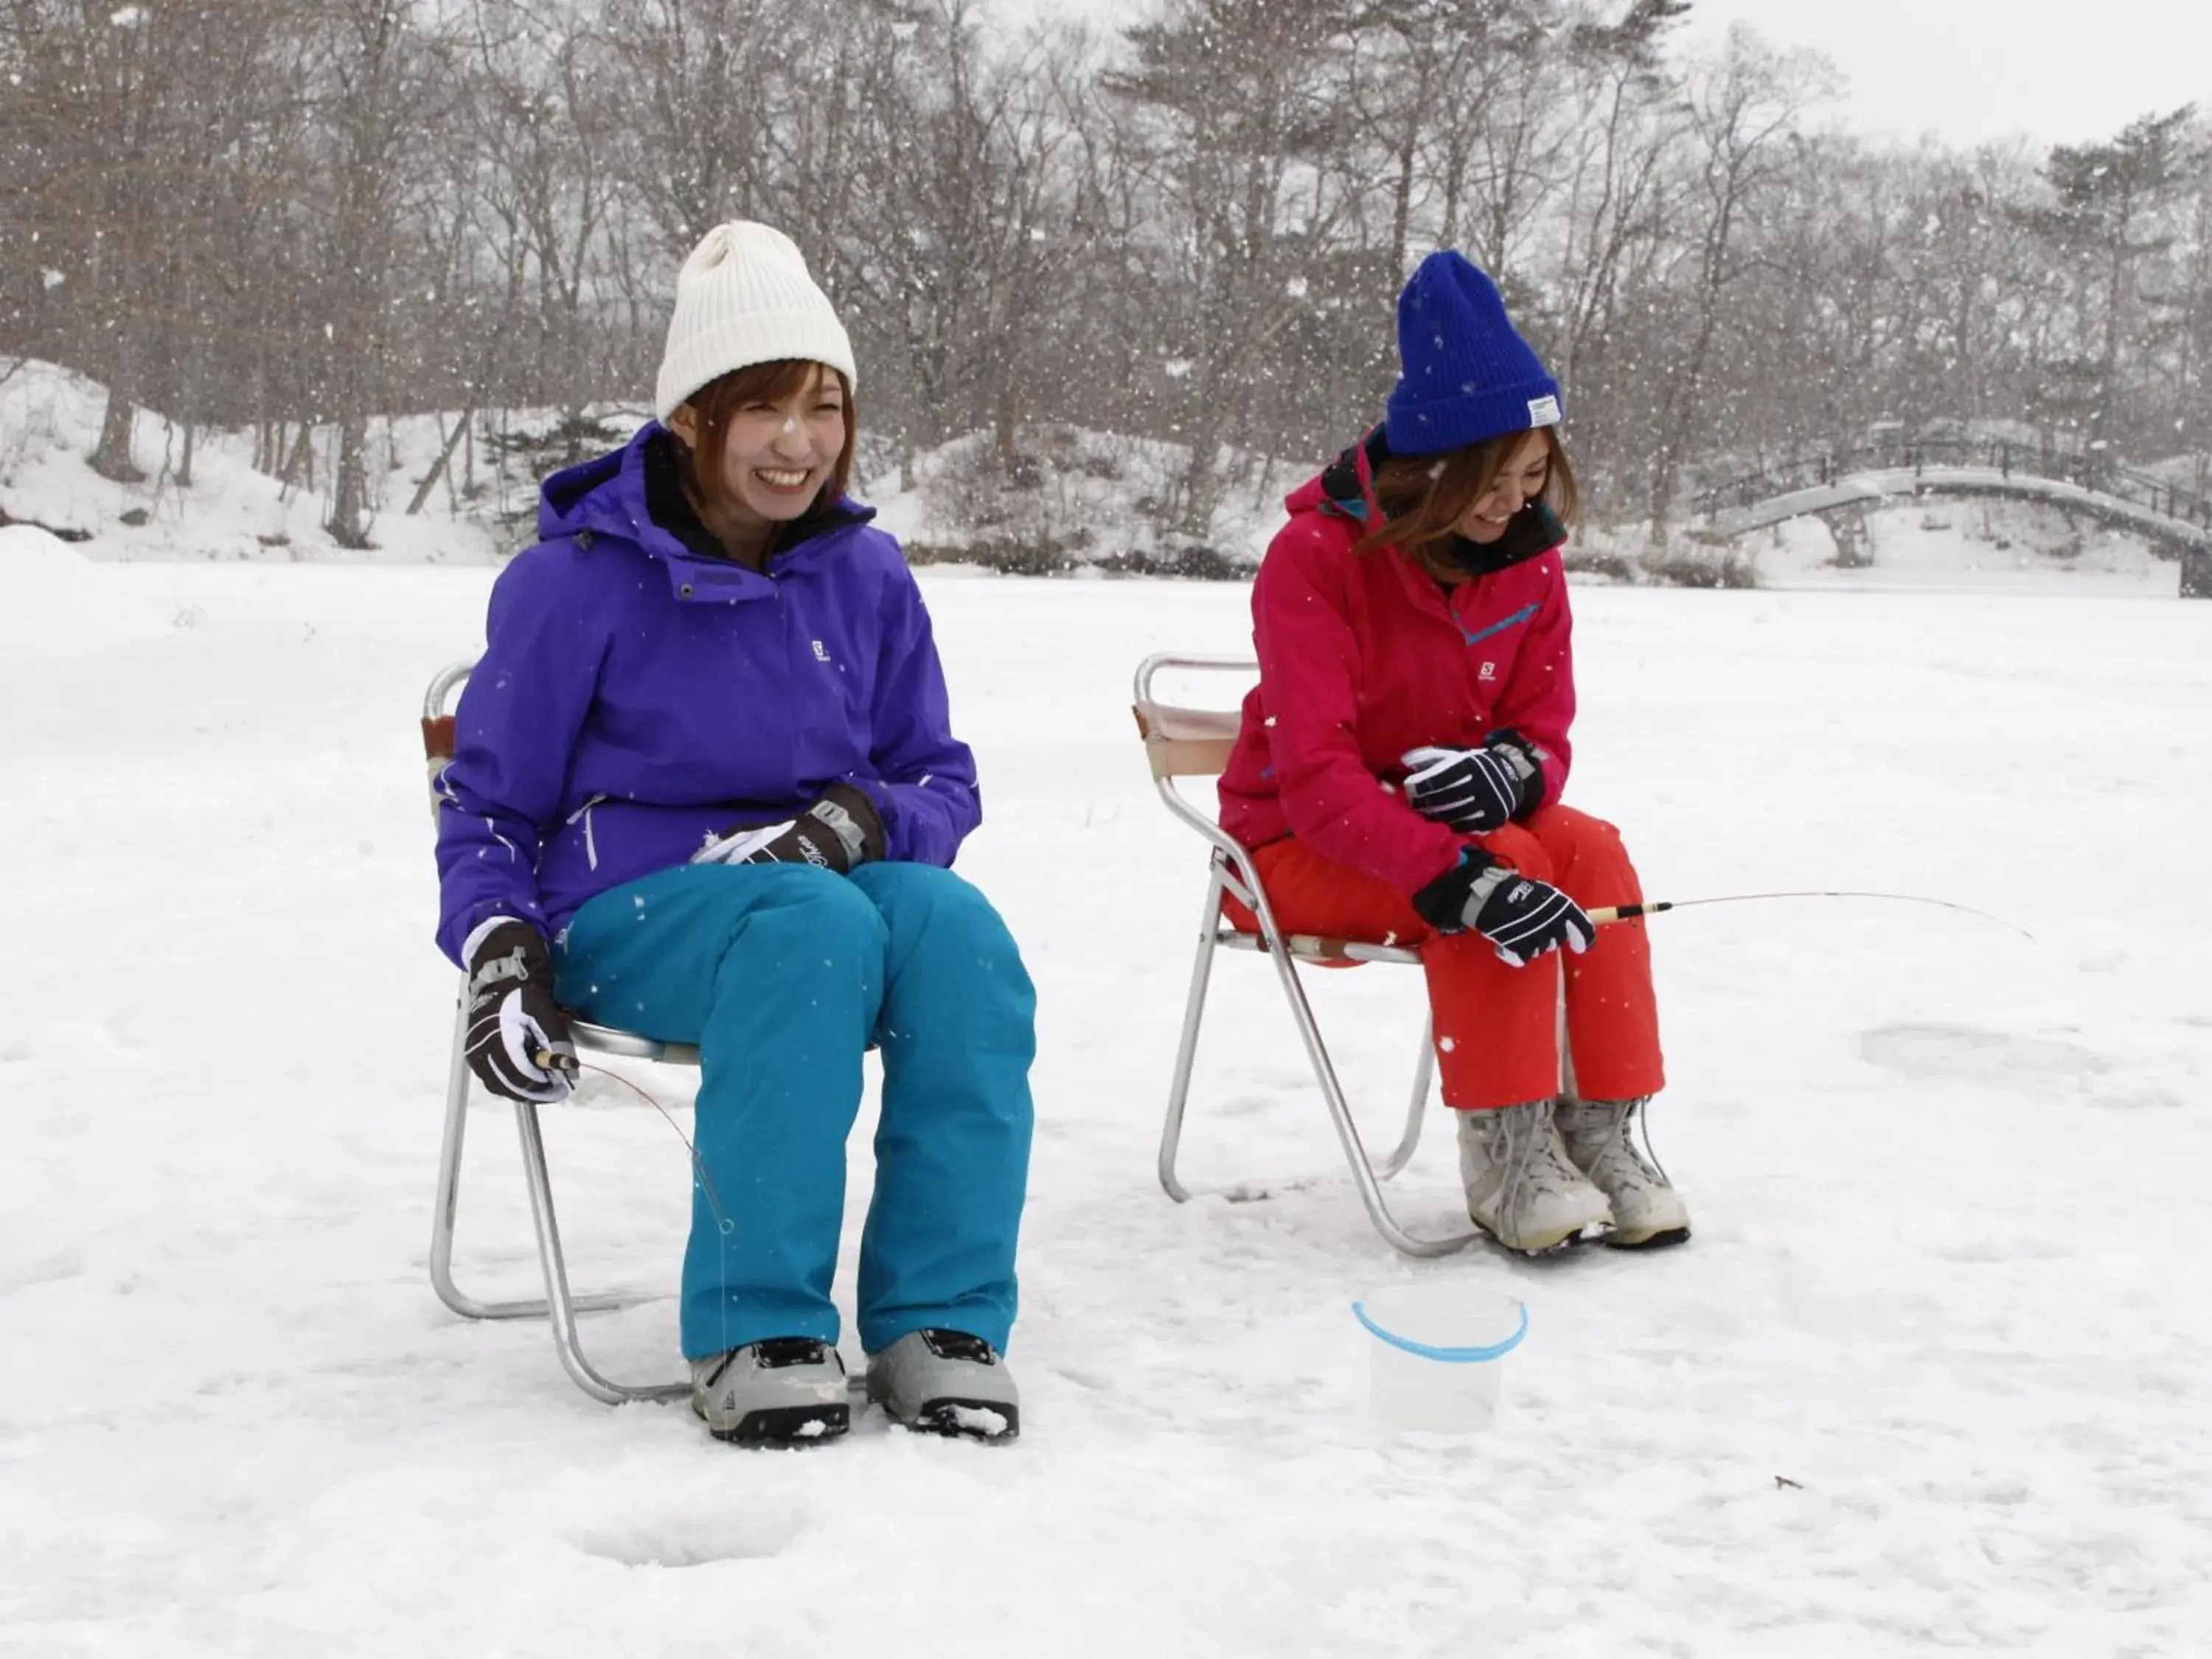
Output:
[1528, 395, 1562, 427]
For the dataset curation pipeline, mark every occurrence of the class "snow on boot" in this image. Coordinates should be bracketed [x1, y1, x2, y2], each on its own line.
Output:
[690, 1338, 850, 1446]
[866, 1329, 1020, 1441]
[1455, 1099, 1613, 1254]
[1556, 1096, 1690, 1250]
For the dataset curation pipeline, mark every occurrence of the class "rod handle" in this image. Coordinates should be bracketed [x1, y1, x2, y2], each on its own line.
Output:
[1587, 902, 1669, 926]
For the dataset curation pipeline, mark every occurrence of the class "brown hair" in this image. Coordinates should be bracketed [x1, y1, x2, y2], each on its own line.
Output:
[1349, 425, 1579, 580]
[673, 358, 858, 529]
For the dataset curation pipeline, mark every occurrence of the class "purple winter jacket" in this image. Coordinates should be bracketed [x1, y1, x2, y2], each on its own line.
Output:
[432, 422, 980, 966]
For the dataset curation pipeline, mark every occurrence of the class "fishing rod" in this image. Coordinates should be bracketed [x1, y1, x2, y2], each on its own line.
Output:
[1586, 890, 2035, 942]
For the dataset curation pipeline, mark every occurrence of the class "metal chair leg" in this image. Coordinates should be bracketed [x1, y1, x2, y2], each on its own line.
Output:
[428, 986, 634, 1321]
[1155, 872, 1472, 1258]
[1158, 868, 1229, 1203]
[1259, 945, 1478, 1259]
[1371, 1018, 1434, 1182]
[429, 980, 686, 1403]
[512, 1102, 689, 1405]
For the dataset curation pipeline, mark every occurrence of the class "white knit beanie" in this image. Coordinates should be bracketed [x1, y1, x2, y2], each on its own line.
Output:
[653, 221, 858, 423]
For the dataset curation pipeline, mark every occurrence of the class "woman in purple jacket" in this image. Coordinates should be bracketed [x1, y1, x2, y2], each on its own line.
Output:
[434, 222, 1034, 1447]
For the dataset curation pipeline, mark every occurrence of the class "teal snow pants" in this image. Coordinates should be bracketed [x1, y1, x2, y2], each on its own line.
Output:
[552, 860, 1036, 1361]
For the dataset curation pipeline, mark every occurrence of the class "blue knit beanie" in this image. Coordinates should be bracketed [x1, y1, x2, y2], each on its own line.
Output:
[1384, 252, 1562, 456]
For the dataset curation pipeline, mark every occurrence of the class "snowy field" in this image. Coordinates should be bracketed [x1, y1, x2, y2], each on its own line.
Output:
[3, 537, 2209, 1656]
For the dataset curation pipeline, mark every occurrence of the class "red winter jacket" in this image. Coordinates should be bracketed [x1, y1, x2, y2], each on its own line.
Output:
[1217, 454, 1576, 898]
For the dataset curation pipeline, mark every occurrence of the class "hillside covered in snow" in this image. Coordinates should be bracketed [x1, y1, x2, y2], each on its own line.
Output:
[0, 362, 2188, 596]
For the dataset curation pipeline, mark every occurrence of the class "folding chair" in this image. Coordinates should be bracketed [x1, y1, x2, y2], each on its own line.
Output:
[1133, 653, 1479, 1258]
[421, 658, 689, 1406]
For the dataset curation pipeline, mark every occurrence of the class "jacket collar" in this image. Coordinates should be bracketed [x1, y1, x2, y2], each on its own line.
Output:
[637, 428, 875, 566]
[537, 422, 875, 601]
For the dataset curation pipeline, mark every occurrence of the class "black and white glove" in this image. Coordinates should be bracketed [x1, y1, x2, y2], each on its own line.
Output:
[692, 782, 886, 874]
[1399, 731, 1548, 833]
[1413, 852, 1593, 968]
[462, 919, 575, 1102]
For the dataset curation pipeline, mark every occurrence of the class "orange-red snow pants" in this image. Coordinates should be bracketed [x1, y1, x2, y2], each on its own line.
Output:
[1230, 806, 1665, 1112]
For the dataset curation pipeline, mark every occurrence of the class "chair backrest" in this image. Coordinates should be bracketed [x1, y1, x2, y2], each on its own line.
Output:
[1133, 702, 1243, 780]
[422, 658, 475, 822]
[1130, 653, 1254, 781]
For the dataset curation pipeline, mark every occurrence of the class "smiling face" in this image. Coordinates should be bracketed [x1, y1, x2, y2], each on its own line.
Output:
[1353, 422, 1577, 578]
[1450, 429, 1553, 544]
[667, 360, 853, 544]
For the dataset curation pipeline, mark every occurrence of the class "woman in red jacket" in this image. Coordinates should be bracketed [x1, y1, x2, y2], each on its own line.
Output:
[1218, 250, 1688, 1256]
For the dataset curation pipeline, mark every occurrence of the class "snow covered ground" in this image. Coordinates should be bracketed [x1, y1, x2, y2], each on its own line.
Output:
[2, 535, 2209, 1655]
[1753, 498, 2184, 598]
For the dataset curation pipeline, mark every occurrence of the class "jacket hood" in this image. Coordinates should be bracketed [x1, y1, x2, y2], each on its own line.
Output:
[536, 422, 874, 568]
[1293, 425, 1563, 577]
[538, 442, 629, 540]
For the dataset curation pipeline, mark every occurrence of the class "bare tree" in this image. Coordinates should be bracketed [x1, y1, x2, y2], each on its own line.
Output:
[1541, 0, 1686, 498]
[1106, 0, 1365, 539]
[302, 0, 456, 546]
[594, 0, 789, 254]
[462, 0, 628, 451]
[1644, 24, 1833, 541]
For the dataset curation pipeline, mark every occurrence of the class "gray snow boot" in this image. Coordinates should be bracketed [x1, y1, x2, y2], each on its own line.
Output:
[865, 1329, 1020, 1441]
[1556, 1096, 1691, 1249]
[690, 1338, 850, 1446]
[1456, 1099, 1613, 1254]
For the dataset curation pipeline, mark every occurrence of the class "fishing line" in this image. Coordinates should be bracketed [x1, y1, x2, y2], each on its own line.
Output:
[535, 1048, 733, 1233]
[1587, 889, 2035, 942]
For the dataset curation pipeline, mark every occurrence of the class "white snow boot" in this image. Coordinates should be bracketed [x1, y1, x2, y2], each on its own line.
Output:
[866, 1329, 1020, 1441]
[690, 1338, 850, 1446]
[1556, 1096, 1691, 1249]
[1455, 1100, 1613, 1254]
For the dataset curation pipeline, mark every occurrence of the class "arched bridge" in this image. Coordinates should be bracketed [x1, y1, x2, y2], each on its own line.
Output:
[1690, 437, 2212, 595]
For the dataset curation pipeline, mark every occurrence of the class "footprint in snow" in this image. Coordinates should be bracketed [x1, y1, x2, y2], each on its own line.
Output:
[571, 1506, 803, 1568]
[1859, 1021, 2106, 1082]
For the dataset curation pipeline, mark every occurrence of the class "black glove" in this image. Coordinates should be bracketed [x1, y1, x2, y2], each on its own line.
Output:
[463, 919, 575, 1102]
[1399, 731, 1548, 832]
[1413, 851, 1593, 967]
[692, 783, 886, 874]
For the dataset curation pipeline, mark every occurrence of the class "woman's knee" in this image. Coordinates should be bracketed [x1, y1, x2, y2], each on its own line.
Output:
[1481, 824, 1557, 885]
[700, 862, 889, 957]
[1526, 804, 1640, 890]
[854, 863, 1015, 945]
[1528, 803, 1621, 848]
[853, 866, 1034, 1007]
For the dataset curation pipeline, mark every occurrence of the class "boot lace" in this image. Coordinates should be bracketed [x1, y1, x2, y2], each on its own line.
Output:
[1564, 1096, 1672, 1191]
[1478, 1100, 1584, 1234]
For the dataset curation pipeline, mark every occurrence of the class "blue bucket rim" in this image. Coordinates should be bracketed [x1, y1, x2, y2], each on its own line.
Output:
[1352, 1295, 1528, 1363]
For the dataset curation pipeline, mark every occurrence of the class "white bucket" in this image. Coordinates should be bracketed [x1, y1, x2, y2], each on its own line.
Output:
[1352, 1285, 1528, 1433]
